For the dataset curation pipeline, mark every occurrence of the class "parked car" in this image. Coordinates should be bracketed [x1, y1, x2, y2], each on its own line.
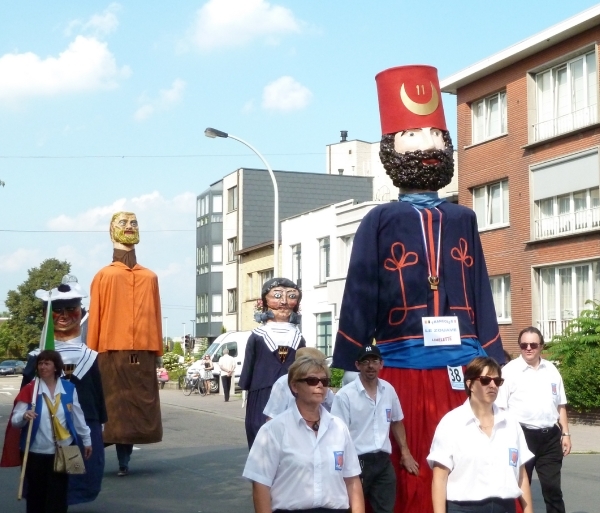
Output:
[0, 360, 26, 376]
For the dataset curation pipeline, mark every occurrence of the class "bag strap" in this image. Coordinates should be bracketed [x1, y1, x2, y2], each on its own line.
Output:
[42, 394, 60, 450]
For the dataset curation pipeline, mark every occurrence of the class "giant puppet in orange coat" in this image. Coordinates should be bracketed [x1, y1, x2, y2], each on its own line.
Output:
[87, 211, 163, 476]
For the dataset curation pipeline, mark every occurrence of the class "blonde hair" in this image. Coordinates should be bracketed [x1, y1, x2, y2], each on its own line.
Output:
[295, 347, 326, 361]
[288, 355, 330, 391]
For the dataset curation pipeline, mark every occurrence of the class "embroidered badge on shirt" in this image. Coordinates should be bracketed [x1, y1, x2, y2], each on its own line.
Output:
[386, 409, 392, 422]
[509, 448, 518, 467]
[67, 403, 73, 412]
[551, 383, 557, 395]
[334, 451, 344, 471]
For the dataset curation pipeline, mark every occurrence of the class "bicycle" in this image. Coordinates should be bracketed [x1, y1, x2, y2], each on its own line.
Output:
[180, 373, 207, 396]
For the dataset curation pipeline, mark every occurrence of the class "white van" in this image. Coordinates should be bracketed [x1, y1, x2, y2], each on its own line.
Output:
[187, 331, 252, 393]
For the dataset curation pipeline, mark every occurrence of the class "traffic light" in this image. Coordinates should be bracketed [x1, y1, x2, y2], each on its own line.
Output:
[184, 335, 194, 352]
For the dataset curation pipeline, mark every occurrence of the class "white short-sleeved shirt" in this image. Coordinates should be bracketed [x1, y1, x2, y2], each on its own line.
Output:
[243, 403, 361, 511]
[495, 356, 567, 429]
[427, 400, 533, 501]
[263, 374, 334, 418]
[331, 377, 403, 455]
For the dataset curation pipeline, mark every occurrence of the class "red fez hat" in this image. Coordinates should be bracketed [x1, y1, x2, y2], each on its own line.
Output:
[375, 65, 447, 134]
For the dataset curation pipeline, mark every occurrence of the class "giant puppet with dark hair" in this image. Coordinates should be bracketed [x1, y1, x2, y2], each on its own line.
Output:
[87, 211, 163, 476]
[332, 65, 504, 513]
[239, 277, 306, 448]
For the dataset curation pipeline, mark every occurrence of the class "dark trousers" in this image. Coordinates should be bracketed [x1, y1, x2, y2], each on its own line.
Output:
[221, 375, 232, 401]
[116, 443, 133, 469]
[522, 424, 565, 513]
[25, 452, 69, 513]
[447, 498, 516, 513]
[358, 451, 396, 513]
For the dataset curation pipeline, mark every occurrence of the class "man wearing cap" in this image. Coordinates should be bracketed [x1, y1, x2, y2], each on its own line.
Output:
[21, 275, 107, 505]
[332, 345, 418, 513]
[496, 327, 571, 513]
[87, 211, 163, 476]
[332, 65, 503, 513]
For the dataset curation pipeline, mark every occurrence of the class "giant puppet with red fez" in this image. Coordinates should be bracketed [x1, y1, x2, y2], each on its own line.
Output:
[332, 65, 504, 512]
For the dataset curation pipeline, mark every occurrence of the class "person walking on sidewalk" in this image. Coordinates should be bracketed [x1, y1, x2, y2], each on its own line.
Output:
[496, 327, 571, 513]
[219, 349, 236, 402]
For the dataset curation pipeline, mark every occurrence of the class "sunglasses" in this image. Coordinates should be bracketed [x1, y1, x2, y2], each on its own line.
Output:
[297, 377, 330, 387]
[474, 376, 504, 386]
[519, 343, 540, 350]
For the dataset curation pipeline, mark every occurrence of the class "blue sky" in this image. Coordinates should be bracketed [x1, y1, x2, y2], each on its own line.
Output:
[1, 0, 598, 339]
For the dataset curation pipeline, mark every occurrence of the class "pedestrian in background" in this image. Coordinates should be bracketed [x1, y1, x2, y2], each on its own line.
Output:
[219, 348, 236, 402]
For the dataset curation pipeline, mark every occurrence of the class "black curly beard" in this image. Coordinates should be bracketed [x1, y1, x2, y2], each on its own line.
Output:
[379, 131, 454, 191]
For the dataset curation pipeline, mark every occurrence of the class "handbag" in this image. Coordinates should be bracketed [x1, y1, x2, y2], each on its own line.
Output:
[44, 394, 86, 474]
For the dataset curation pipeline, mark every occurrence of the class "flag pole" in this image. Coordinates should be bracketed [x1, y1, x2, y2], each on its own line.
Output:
[18, 290, 53, 500]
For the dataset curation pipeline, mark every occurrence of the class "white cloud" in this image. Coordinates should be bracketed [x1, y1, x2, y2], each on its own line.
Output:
[0, 248, 41, 272]
[65, 3, 122, 37]
[262, 76, 312, 112]
[0, 35, 131, 101]
[185, 0, 301, 51]
[134, 79, 186, 121]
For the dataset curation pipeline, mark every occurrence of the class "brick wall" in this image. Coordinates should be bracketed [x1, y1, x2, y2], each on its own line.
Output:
[455, 26, 600, 354]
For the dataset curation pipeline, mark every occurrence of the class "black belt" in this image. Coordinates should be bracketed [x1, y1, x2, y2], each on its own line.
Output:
[358, 451, 390, 462]
[520, 424, 559, 434]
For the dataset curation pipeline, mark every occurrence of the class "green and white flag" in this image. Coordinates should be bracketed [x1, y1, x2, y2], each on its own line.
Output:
[39, 292, 54, 351]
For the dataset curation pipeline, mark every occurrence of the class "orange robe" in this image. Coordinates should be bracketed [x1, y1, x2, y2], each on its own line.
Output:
[88, 261, 163, 444]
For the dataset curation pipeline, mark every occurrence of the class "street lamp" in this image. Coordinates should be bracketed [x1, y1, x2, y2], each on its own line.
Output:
[190, 320, 196, 353]
[163, 316, 168, 351]
[204, 127, 279, 277]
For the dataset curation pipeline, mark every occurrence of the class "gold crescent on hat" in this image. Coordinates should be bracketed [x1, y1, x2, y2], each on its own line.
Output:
[399, 82, 439, 116]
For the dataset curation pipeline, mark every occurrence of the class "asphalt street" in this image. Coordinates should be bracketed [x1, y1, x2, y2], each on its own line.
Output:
[0, 377, 598, 513]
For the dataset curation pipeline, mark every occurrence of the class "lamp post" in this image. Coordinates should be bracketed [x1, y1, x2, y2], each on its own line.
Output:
[190, 320, 196, 353]
[182, 322, 186, 358]
[163, 316, 168, 351]
[204, 127, 279, 277]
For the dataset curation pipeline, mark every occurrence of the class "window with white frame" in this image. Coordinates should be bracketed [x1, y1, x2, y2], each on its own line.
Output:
[532, 151, 600, 239]
[291, 244, 302, 288]
[197, 294, 209, 323]
[533, 50, 597, 142]
[259, 269, 274, 286]
[227, 237, 238, 262]
[227, 186, 238, 211]
[212, 195, 222, 213]
[318, 237, 330, 284]
[212, 293, 222, 313]
[340, 235, 354, 272]
[247, 273, 254, 300]
[212, 244, 222, 263]
[538, 261, 600, 340]
[472, 179, 509, 230]
[227, 289, 237, 313]
[316, 312, 333, 357]
[472, 91, 507, 144]
[489, 275, 511, 321]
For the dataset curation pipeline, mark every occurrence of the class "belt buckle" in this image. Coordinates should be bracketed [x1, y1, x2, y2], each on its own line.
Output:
[541, 428, 550, 433]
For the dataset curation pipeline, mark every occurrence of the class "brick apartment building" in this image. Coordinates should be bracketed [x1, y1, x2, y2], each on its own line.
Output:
[441, 5, 600, 353]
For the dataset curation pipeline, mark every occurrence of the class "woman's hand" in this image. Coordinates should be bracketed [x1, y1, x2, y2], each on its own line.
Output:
[23, 410, 37, 422]
[84, 446, 93, 460]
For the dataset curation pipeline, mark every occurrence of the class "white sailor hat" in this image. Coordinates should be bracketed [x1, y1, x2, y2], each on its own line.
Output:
[35, 274, 88, 302]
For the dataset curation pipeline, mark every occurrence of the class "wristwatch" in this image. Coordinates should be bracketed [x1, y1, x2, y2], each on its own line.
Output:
[561, 433, 571, 437]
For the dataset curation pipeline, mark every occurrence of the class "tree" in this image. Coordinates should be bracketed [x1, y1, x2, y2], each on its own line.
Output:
[546, 299, 600, 411]
[3, 258, 71, 358]
[172, 342, 184, 356]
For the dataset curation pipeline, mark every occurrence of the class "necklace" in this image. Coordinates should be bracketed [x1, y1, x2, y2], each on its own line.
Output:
[303, 417, 320, 432]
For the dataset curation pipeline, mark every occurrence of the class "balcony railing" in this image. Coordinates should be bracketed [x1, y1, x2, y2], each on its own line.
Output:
[535, 205, 600, 239]
[533, 104, 598, 142]
[536, 319, 572, 341]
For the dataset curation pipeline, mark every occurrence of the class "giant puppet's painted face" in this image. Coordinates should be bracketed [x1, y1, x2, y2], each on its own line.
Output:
[110, 212, 140, 245]
[264, 286, 300, 323]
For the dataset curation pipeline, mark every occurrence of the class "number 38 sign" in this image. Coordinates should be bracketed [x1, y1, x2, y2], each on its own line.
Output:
[447, 366, 465, 391]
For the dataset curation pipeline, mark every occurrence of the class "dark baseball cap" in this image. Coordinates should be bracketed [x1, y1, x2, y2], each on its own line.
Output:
[356, 345, 382, 362]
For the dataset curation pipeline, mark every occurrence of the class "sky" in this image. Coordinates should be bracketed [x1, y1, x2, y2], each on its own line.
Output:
[1, 0, 599, 339]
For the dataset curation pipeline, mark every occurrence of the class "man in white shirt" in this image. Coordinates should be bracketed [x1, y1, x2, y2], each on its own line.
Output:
[218, 348, 236, 402]
[496, 327, 571, 513]
[331, 345, 419, 513]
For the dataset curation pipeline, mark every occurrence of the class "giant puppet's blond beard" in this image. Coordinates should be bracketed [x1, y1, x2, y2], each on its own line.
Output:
[111, 227, 140, 245]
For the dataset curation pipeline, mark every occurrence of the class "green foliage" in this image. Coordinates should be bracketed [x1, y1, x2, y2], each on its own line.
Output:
[330, 367, 344, 389]
[3, 259, 70, 358]
[172, 342, 183, 356]
[546, 299, 600, 411]
[162, 351, 193, 381]
[221, 325, 227, 334]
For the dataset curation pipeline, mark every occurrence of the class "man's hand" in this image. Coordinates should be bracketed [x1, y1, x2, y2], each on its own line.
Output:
[561, 435, 572, 456]
[400, 451, 419, 475]
[84, 446, 93, 460]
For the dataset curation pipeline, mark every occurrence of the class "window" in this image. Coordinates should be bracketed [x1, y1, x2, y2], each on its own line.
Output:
[212, 195, 222, 213]
[340, 235, 354, 272]
[535, 188, 600, 238]
[472, 91, 507, 144]
[197, 294, 208, 323]
[319, 237, 330, 284]
[197, 245, 209, 274]
[473, 180, 509, 230]
[227, 186, 238, 211]
[228, 237, 238, 262]
[291, 244, 302, 288]
[227, 289, 237, 313]
[489, 275, 511, 322]
[316, 312, 333, 357]
[247, 273, 254, 300]
[538, 261, 600, 339]
[212, 294, 222, 313]
[534, 51, 597, 142]
[212, 244, 223, 263]
[259, 269, 274, 286]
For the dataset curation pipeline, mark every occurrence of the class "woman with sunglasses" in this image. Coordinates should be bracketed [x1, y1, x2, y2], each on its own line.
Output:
[428, 356, 534, 513]
[243, 355, 364, 513]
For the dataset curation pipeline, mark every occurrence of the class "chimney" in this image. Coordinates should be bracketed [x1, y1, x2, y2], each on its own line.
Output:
[340, 130, 348, 142]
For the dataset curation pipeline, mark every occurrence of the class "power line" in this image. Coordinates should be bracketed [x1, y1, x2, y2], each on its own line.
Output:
[0, 152, 330, 159]
[0, 229, 194, 233]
